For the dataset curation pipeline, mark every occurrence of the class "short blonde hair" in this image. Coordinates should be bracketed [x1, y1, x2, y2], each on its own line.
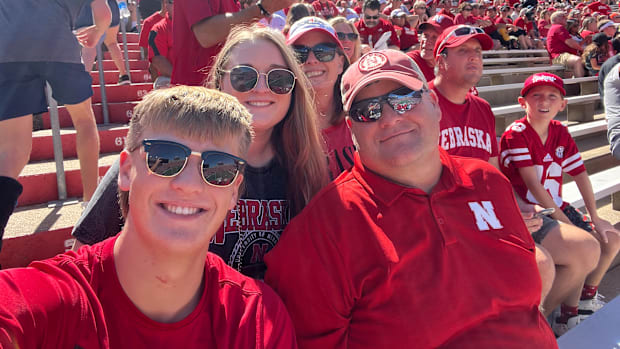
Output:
[120, 86, 254, 217]
[413, 1, 426, 9]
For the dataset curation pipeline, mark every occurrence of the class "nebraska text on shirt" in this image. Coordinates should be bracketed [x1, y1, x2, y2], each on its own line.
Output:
[440, 126, 493, 154]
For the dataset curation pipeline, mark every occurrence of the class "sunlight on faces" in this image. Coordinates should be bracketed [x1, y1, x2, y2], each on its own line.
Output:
[333, 22, 355, 61]
[438, 38, 483, 86]
[363, 8, 380, 27]
[294, 31, 345, 91]
[221, 39, 291, 133]
[518, 85, 567, 121]
[119, 128, 243, 254]
[420, 29, 440, 59]
[348, 80, 441, 173]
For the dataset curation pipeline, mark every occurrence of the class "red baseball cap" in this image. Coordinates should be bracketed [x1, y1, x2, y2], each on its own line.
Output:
[433, 25, 494, 59]
[419, 14, 455, 33]
[341, 50, 427, 112]
[286, 16, 345, 51]
[520, 73, 566, 97]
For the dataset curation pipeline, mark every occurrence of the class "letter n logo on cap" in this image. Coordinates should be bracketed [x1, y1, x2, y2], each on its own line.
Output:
[358, 52, 388, 72]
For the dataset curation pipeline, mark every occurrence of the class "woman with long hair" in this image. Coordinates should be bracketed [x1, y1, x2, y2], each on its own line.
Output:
[288, 16, 355, 178]
[329, 16, 362, 63]
[72, 25, 329, 279]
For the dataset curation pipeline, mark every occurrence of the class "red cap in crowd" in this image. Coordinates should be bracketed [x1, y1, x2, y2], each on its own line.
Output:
[419, 14, 455, 33]
[287, 16, 345, 51]
[433, 25, 494, 59]
[341, 50, 427, 112]
[521, 73, 566, 97]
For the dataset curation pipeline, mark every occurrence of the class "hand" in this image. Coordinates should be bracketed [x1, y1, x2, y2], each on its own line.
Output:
[591, 217, 620, 244]
[74, 25, 105, 48]
[259, 0, 295, 14]
[521, 210, 543, 234]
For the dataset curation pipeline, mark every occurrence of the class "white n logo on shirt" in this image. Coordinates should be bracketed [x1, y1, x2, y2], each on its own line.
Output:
[468, 201, 504, 231]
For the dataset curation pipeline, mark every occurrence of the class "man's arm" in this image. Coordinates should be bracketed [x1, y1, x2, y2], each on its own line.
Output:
[564, 38, 583, 51]
[75, 0, 112, 47]
[517, 166, 572, 224]
[191, 0, 294, 48]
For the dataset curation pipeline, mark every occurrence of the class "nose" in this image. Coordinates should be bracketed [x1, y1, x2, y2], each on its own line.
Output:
[170, 155, 205, 193]
[377, 103, 403, 128]
[253, 72, 270, 92]
[304, 50, 319, 64]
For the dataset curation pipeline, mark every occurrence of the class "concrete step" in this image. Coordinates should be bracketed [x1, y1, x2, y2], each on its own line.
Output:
[17, 153, 118, 207]
[116, 42, 139, 50]
[117, 32, 139, 43]
[93, 59, 148, 71]
[92, 83, 152, 103]
[35, 101, 137, 130]
[90, 70, 151, 85]
[104, 50, 141, 60]
[30, 124, 128, 161]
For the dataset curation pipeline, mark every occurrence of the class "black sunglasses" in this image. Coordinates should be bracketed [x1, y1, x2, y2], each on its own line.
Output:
[337, 32, 359, 41]
[142, 140, 246, 187]
[365, 15, 379, 20]
[223, 65, 296, 95]
[349, 87, 427, 122]
[292, 43, 338, 64]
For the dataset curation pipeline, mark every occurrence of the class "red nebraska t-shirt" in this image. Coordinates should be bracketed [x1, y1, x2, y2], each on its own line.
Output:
[547, 24, 578, 59]
[172, 0, 239, 85]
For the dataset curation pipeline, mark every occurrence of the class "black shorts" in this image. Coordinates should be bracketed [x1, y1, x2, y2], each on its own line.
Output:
[563, 205, 594, 232]
[0, 62, 93, 121]
[532, 215, 559, 244]
[512, 29, 527, 37]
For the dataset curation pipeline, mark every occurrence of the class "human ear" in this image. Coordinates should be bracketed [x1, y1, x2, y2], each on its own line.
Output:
[118, 150, 133, 192]
[518, 96, 527, 109]
[559, 98, 568, 112]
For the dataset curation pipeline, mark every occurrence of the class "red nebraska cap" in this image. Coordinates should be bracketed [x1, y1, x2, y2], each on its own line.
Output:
[419, 14, 454, 33]
[341, 50, 427, 112]
[521, 73, 566, 97]
[433, 25, 494, 59]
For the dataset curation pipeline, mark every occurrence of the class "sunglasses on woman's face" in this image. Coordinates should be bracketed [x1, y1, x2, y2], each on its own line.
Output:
[337, 32, 359, 41]
[292, 43, 338, 63]
[223, 65, 296, 94]
[141, 139, 246, 187]
[349, 86, 427, 122]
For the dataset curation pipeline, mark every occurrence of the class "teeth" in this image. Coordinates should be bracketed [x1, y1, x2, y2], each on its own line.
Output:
[163, 204, 200, 216]
[305, 71, 324, 78]
[247, 101, 271, 107]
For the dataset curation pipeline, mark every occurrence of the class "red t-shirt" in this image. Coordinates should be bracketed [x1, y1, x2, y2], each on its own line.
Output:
[395, 25, 419, 50]
[311, 0, 340, 19]
[538, 19, 550, 37]
[148, 15, 174, 71]
[430, 82, 499, 161]
[139, 11, 165, 50]
[587, 1, 612, 15]
[407, 50, 435, 82]
[500, 117, 586, 209]
[353, 5, 362, 14]
[495, 15, 513, 25]
[482, 15, 497, 34]
[265, 150, 557, 348]
[172, 0, 239, 85]
[0, 237, 297, 348]
[547, 23, 578, 59]
[454, 13, 477, 25]
[514, 17, 533, 33]
[322, 119, 355, 179]
[355, 18, 401, 48]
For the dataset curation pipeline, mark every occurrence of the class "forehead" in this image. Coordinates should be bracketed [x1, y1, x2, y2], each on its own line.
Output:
[364, 8, 379, 14]
[226, 39, 287, 68]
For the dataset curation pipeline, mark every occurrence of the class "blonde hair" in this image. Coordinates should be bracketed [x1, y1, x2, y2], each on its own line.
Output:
[120, 86, 254, 217]
[413, 1, 426, 9]
[329, 16, 362, 63]
[208, 25, 329, 215]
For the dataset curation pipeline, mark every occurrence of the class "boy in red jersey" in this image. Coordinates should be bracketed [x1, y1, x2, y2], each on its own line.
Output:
[500, 73, 620, 336]
[0, 86, 296, 348]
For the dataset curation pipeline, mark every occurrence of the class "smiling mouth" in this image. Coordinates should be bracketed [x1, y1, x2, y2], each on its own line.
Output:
[538, 108, 550, 113]
[160, 203, 204, 216]
[381, 129, 415, 143]
[305, 70, 325, 78]
[246, 101, 273, 107]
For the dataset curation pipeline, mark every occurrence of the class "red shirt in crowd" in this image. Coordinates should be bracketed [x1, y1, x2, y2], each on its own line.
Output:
[482, 15, 498, 34]
[355, 18, 401, 48]
[0, 237, 297, 348]
[406, 50, 435, 81]
[587, 1, 612, 15]
[138, 11, 165, 50]
[148, 14, 175, 72]
[172, 0, 239, 85]
[454, 13, 477, 25]
[311, 0, 340, 19]
[495, 15, 513, 25]
[547, 23, 579, 59]
[430, 81, 499, 162]
[322, 119, 355, 179]
[265, 150, 558, 348]
[395, 25, 419, 50]
[514, 17, 534, 33]
[500, 117, 586, 209]
[538, 19, 550, 37]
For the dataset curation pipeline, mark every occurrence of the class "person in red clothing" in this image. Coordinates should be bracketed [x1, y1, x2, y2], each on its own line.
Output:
[264, 49, 558, 349]
[148, 0, 174, 88]
[355, 0, 401, 49]
[390, 9, 419, 50]
[0, 86, 297, 348]
[139, 0, 167, 58]
[587, 0, 612, 16]
[514, 9, 537, 49]
[538, 8, 552, 38]
[311, 0, 340, 19]
[406, 14, 453, 81]
[547, 11, 585, 77]
[171, 0, 294, 85]
[453, 2, 477, 25]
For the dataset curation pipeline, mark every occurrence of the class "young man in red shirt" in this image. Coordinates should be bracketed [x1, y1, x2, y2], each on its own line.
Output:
[406, 15, 453, 81]
[355, 0, 401, 49]
[546, 11, 585, 77]
[0, 86, 297, 348]
[139, 0, 167, 58]
[264, 49, 557, 348]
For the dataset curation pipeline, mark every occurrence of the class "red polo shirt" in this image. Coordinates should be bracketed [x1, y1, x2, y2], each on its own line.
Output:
[172, 0, 239, 85]
[355, 18, 401, 48]
[148, 14, 174, 71]
[547, 23, 578, 58]
[265, 150, 557, 349]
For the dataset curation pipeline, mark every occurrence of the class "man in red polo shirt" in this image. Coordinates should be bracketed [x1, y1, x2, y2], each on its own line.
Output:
[546, 11, 584, 77]
[406, 14, 453, 81]
[264, 49, 557, 348]
[355, 0, 400, 49]
[172, 0, 294, 85]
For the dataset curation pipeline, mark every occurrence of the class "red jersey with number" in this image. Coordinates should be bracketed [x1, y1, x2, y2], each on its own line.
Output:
[139, 11, 164, 50]
[355, 18, 401, 48]
[265, 150, 557, 349]
[407, 50, 435, 82]
[0, 237, 297, 348]
[311, 0, 340, 19]
[587, 1, 612, 15]
[322, 119, 355, 179]
[500, 117, 586, 209]
[172, 0, 239, 85]
[547, 24, 578, 58]
[430, 81, 499, 161]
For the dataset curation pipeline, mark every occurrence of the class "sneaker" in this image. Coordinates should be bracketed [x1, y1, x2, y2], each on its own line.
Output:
[552, 315, 580, 337]
[578, 292, 606, 320]
[118, 74, 131, 85]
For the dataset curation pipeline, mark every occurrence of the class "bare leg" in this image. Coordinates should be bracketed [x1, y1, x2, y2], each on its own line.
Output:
[568, 56, 585, 78]
[81, 46, 98, 73]
[0, 115, 33, 179]
[103, 25, 127, 76]
[64, 98, 99, 201]
[585, 231, 620, 286]
[536, 244, 555, 312]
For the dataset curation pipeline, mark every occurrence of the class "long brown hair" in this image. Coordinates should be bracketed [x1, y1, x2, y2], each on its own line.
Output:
[209, 25, 329, 215]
